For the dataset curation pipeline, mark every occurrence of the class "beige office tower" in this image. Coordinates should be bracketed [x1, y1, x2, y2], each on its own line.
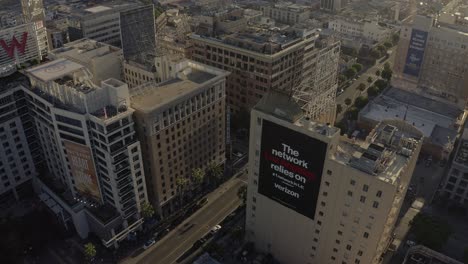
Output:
[392, 15, 468, 110]
[190, 31, 340, 124]
[246, 92, 423, 264]
[131, 60, 229, 217]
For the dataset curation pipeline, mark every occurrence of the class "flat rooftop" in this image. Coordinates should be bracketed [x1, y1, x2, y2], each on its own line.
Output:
[26, 58, 85, 83]
[131, 68, 219, 112]
[360, 88, 461, 144]
[333, 121, 423, 184]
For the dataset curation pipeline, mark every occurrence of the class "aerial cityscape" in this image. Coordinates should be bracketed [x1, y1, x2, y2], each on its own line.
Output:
[0, 0, 467, 264]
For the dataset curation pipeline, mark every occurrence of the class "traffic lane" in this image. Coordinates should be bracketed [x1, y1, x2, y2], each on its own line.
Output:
[137, 179, 245, 264]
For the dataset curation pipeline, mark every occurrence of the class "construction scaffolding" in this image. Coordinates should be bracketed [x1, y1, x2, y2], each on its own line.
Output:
[292, 38, 341, 124]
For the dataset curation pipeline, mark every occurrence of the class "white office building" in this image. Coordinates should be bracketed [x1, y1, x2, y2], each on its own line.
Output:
[246, 92, 422, 264]
[23, 58, 148, 248]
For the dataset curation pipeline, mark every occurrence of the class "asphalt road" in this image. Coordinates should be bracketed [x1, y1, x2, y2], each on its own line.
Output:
[122, 173, 247, 264]
[336, 48, 397, 122]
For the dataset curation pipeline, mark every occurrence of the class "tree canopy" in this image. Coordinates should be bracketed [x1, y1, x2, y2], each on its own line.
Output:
[354, 96, 369, 109]
[141, 201, 155, 219]
[344, 67, 357, 79]
[84, 243, 97, 261]
[410, 213, 451, 251]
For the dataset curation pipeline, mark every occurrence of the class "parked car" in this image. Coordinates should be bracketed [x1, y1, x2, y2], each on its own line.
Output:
[211, 224, 222, 234]
[406, 240, 416, 247]
[143, 239, 156, 250]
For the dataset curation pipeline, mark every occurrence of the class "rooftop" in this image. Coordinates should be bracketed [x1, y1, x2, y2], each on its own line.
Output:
[333, 120, 423, 184]
[50, 39, 121, 61]
[26, 58, 85, 83]
[359, 88, 462, 145]
[403, 245, 463, 264]
[0, 71, 29, 94]
[131, 62, 227, 112]
[84, 5, 112, 13]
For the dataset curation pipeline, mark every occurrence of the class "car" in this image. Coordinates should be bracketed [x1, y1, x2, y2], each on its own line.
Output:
[337, 88, 344, 95]
[425, 156, 432, 167]
[406, 240, 416, 247]
[211, 224, 222, 234]
[143, 239, 156, 250]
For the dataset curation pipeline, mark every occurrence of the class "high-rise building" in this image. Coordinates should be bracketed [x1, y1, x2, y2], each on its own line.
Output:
[392, 15, 468, 110]
[131, 60, 229, 217]
[0, 72, 40, 207]
[321, 0, 343, 12]
[23, 58, 148, 248]
[246, 92, 422, 264]
[190, 29, 339, 123]
[0, 23, 40, 77]
[68, 5, 135, 47]
[441, 121, 468, 206]
[21, 0, 48, 57]
[119, 5, 156, 61]
[260, 3, 311, 25]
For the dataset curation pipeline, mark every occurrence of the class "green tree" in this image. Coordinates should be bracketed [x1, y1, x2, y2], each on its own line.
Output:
[384, 62, 391, 71]
[141, 201, 155, 219]
[392, 32, 400, 45]
[207, 163, 223, 185]
[176, 177, 189, 204]
[84, 243, 96, 262]
[410, 213, 452, 250]
[370, 49, 381, 59]
[336, 104, 343, 115]
[383, 41, 393, 49]
[237, 185, 247, 205]
[376, 45, 387, 54]
[367, 86, 380, 97]
[344, 98, 352, 106]
[374, 79, 388, 90]
[357, 83, 366, 92]
[338, 74, 347, 84]
[344, 67, 357, 79]
[351, 63, 363, 73]
[335, 122, 347, 135]
[192, 168, 205, 185]
[463, 247, 468, 264]
[367, 76, 373, 84]
[347, 107, 360, 120]
[381, 68, 393, 81]
[375, 69, 381, 76]
[354, 96, 369, 109]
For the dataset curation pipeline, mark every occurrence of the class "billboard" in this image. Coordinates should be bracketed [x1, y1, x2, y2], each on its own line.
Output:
[64, 141, 101, 201]
[403, 29, 428, 77]
[258, 120, 327, 219]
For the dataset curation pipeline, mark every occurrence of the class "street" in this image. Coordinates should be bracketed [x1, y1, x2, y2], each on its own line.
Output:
[336, 48, 397, 122]
[121, 172, 247, 264]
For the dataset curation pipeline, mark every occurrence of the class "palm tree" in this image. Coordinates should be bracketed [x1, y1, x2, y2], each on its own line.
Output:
[367, 76, 373, 84]
[357, 83, 366, 92]
[176, 177, 189, 205]
[344, 98, 352, 106]
[84, 243, 96, 263]
[192, 168, 205, 195]
[141, 201, 155, 219]
[207, 163, 223, 185]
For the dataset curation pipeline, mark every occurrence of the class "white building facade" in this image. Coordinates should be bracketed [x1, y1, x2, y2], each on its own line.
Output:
[246, 92, 422, 264]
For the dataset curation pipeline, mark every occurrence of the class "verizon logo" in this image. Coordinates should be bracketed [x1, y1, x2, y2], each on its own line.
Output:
[0, 32, 28, 58]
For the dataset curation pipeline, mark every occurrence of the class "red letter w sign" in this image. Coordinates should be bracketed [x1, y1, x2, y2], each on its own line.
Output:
[0, 32, 28, 58]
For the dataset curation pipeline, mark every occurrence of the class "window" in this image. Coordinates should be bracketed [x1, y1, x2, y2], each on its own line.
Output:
[373, 201, 379, 208]
[346, 245, 352, 250]
[319, 211, 324, 216]
[347, 191, 353, 197]
[360, 196, 366, 203]
[358, 250, 363, 256]
[350, 179, 356, 185]
[363, 232, 369, 238]
[376, 190, 382, 197]
[327, 170, 332, 175]
[333, 248, 338, 252]
[338, 230, 343, 235]
[325, 181, 330, 186]
[363, 184, 369, 192]
[335, 239, 340, 244]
